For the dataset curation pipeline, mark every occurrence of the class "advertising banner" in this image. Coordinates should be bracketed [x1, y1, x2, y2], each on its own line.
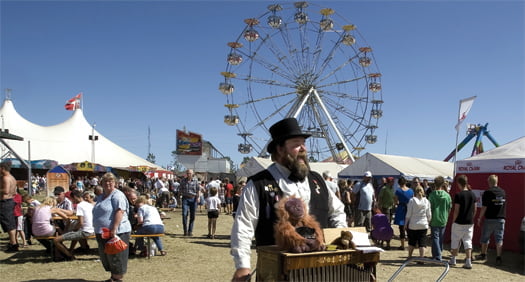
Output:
[176, 130, 202, 155]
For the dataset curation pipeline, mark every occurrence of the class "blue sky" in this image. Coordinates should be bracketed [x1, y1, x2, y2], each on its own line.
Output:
[1, 0, 524, 169]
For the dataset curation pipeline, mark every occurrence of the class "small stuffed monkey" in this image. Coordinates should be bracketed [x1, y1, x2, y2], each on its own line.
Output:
[331, 230, 357, 250]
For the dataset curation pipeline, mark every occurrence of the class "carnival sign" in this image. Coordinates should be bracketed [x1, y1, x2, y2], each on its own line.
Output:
[176, 130, 202, 155]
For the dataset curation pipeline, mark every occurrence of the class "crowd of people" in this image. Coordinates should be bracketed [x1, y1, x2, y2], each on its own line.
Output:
[0, 118, 510, 281]
[1, 160, 249, 281]
[313, 169, 507, 270]
[229, 117, 508, 281]
[0, 167, 172, 281]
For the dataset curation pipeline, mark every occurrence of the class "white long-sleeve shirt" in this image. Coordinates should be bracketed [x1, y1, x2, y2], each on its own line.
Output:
[406, 196, 432, 230]
[230, 163, 347, 270]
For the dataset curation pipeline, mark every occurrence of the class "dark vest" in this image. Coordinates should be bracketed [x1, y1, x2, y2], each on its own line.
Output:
[250, 169, 330, 246]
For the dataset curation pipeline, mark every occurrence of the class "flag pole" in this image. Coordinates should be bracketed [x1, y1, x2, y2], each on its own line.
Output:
[453, 100, 461, 177]
[453, 95, 477, 178]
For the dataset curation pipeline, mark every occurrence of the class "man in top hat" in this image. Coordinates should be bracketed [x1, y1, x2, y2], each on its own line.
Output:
[231, 117, 347, 281]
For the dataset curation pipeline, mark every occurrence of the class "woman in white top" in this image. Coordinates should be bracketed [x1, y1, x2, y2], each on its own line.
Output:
[135, 196, 166, 256]
[405, 185, 432, 259]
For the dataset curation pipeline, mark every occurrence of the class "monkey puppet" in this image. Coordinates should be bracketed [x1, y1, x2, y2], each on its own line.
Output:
[274, 196, 325, 253]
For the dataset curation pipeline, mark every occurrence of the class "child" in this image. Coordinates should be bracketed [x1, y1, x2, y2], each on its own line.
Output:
[371, 210, 393, 250]
[22, 193, 41, 245]
[168, 194, 178, 210]
[135, 196, 166, 257]
[205, 187, 221, 239]
[145, 193, 155, 206]
[13, 190, 27, 247]
[198, 183, 206, 213]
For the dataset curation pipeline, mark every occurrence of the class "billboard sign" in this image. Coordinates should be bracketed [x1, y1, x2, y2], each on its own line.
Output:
[176, 130, 202, 155]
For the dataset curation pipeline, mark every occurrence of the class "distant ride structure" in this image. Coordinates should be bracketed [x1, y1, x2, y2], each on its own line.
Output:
[220, 2, 383, 164]
[444, 123, 500, 162]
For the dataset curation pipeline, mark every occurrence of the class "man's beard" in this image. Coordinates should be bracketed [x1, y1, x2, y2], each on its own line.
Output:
[284, 152, 310, 182]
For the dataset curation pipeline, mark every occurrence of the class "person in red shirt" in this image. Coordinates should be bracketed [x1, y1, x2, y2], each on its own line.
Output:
[65, 184, 78, 209]
[223, 178, 234, 215]
[13, 190, 27, 247]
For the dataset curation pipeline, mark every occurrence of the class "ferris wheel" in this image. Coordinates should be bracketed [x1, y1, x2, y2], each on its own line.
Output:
[220, 2, 383, 163]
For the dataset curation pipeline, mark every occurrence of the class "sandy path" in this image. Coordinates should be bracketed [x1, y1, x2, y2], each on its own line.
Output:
[1, 208, 523, 281]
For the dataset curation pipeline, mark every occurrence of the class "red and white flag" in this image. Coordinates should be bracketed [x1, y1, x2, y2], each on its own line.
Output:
[455, 96, 476, 131]
[64, 93, 82, 111]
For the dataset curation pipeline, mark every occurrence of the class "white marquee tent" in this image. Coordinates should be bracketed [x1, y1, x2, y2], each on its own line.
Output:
[338, 152, 454, 180]
[235, 157, 273, 178]
[0, 99, 161, 170]
[456, 136, 525, 174]
[236, 156, 348, 180]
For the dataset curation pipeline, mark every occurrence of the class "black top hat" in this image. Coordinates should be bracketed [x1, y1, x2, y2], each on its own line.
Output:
[267, 118, 311, 153]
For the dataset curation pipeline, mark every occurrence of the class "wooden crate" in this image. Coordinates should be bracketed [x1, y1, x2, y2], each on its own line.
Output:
[256, 227, 379, 281]
[257, 245, 283, 281]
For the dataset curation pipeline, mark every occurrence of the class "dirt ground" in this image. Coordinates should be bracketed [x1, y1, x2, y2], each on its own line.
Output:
[1, 208, 523, 282]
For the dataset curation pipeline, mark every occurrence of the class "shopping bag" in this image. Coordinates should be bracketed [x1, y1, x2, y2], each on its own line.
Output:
[101, 227, 111, 239]
[104, 235, 128, 255]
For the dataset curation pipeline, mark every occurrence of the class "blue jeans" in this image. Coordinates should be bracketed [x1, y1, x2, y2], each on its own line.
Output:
[182, 197, 197, 234]
[431, 226, 445, 260]
[136, 224, 165, 251]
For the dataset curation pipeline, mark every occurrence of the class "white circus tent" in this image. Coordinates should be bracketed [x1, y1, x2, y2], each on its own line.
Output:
[338, 152, 454, 181]
[0, 98, 161, 170]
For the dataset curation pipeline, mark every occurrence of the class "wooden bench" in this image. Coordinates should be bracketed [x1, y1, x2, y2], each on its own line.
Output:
[34, 234, 165, 260]
[158, 208, 175, 212]
[33, 235, 96, 261]
[131, 233, 165, 259]
[33, 235, 96, 240]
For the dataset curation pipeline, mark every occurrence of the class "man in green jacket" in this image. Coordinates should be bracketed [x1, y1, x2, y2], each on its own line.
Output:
[378, 177, 395, 223]
[428, 176, 452, 261]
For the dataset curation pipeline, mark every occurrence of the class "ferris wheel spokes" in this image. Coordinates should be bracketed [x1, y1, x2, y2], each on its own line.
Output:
[221, 2, 383, 163]
[310, 88, 355, 162]
[318, 75, 367, 89]
[239, 90, 296, 106]
[237, 43, 297, 83]
[318, 54, 362, 83]
[251, 89, 313, 156]
[261, 32, 305, 78]
[249, 98, 296, 133]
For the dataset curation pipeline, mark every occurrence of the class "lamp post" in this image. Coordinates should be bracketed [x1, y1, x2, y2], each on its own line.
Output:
[89, 123, 98, 163]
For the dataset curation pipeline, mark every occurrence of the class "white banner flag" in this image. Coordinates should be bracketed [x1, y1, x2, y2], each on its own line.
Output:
[455, 96, 477, 131]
